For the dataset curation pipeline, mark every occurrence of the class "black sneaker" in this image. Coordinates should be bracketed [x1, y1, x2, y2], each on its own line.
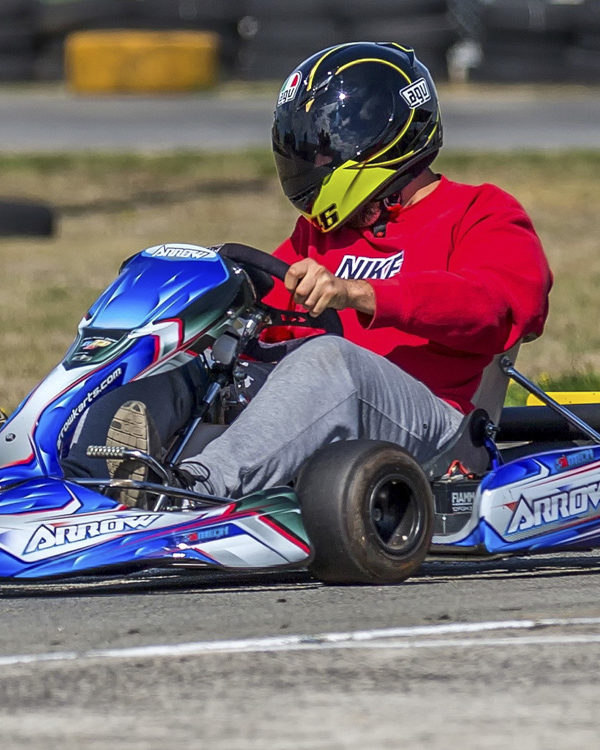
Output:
[106, 400, 161, 508]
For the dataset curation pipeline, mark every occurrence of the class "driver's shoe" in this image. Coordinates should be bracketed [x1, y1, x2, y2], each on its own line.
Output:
[106, 400, 161, 509]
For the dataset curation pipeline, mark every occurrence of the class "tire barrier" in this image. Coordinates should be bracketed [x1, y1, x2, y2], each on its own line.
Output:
[0, 0, 598, 84]
[237, 0, 344, 81]
[0, 0, 36, 82]
[0, 200, 54, 237]
[65, 30, 219, 93]
[237, 0, 458, 81]
[567, 0, 600, 82]
[34, 0, 132, 80]
[133, 0, 245, 76]
[454, 0, 600, 83]
[35, 0, 241, 82]
[335, 0, 459, 82]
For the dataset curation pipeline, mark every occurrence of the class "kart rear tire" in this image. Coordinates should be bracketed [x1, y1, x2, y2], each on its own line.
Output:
[296, 440, 434, 585]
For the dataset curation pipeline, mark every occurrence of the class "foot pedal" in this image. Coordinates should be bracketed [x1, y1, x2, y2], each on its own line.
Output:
[86, 444, 127, 459]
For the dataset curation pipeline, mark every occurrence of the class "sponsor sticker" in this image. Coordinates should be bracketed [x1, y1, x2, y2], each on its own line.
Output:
[142, 244, 217, 261]
[81, 337, 116, 352]
[56, 367, 123, 450]
[277, 71, 302, 107]
[506, 479, 600, 535]
[451, 490, 476, 513]
[555, 448, 594, 472]
[400, 78, 431, 109]
[180, 524, 233, 547]
[24, 514, 158, 555]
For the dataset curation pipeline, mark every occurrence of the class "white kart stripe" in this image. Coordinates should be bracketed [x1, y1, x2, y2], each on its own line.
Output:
[2, 616, 600, 666]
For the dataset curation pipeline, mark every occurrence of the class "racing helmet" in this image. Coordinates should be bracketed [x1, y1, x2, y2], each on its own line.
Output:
[272, 42, 443, 232]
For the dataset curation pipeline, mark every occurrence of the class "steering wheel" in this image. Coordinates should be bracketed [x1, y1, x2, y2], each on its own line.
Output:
[219, 242, 344, 337]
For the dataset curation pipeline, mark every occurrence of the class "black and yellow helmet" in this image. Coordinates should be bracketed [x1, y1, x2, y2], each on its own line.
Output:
[272, 42, 443, 232]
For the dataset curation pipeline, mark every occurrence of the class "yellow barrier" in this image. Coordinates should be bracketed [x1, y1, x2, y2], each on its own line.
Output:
[65, 30, 219, 94]
[526, 392, 600, 406]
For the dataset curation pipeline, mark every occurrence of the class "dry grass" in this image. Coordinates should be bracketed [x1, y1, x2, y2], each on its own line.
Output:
[0, 149, 598, 410]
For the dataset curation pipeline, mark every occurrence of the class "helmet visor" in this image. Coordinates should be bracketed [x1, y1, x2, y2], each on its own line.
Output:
[272, 63, 409, 212]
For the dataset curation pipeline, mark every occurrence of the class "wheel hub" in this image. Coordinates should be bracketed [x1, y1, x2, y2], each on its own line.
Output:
[369, 474, 422, 555]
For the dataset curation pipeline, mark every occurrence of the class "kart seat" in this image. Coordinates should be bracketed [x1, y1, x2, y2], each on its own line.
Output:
[471, 341, 522, 425]
[422, 341, 522, 479]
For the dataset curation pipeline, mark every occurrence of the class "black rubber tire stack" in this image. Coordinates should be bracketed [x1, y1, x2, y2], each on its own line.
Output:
[335, 0, 461, 81]
[0, 200, 55, 237]
[236, 0, 344, 81]
[131, 0, 246, 78]
[35, 0, 133, 81]
[566, 0, 600, 82]
[0, 0, 37, 82]
[448, 0, 484, 43]
[6, 1, 599, 86]
[471, 0, 582, 83]
[35, 0, 245, 81]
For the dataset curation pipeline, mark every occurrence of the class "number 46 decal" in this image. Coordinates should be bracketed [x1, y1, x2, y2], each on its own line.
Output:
[316, 204, 339, 230]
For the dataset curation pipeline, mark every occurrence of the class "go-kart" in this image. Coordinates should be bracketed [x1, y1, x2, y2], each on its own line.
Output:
[2, 241, 600, 585]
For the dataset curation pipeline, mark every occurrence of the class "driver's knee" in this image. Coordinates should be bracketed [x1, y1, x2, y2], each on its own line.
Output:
[271, 335, 360, 389]
[284, 335, 367, 368]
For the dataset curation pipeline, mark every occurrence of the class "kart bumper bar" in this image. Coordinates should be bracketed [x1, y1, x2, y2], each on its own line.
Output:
[498, 404, 600, 442]
[498, 357, 600, 444]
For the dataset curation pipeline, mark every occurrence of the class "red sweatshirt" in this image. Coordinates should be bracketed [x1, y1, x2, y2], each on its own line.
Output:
[265, 175, 552, 414]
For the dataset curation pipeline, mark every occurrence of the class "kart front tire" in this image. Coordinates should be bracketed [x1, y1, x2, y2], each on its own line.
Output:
[296, 440, 434, 585]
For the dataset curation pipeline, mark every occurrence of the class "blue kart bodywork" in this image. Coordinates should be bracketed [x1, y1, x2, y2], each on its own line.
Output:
[1, 241, 600, 581]
[0, 244, 310, 579]
[430, 444, 600, 554]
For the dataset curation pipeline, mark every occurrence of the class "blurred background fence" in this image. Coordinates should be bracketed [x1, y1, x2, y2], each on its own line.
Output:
[0, 0, 599, 85]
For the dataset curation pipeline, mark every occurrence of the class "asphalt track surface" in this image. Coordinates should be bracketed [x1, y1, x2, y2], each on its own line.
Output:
[1, 84, 600, 151]
[2, 85, 600, 748]
[2, 552, 600, 748]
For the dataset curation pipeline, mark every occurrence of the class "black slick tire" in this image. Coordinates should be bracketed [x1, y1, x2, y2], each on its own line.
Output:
[296, 440, 434, 585]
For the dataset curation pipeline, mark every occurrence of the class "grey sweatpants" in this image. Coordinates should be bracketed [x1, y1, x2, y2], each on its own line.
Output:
[181, 336, 463, 498]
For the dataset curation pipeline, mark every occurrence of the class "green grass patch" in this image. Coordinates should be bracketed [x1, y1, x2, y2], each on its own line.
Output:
[506, 369, 600, 406]
[0, 149, 275, 180]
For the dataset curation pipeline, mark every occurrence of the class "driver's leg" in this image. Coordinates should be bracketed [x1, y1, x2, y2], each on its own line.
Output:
[61, 361, 205, 479]
[180, 336, 463, 498]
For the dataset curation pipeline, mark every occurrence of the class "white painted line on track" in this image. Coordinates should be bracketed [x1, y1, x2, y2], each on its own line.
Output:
[2, 616, 600, 667]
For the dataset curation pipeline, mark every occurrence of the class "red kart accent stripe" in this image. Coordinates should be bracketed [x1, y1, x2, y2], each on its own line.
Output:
[258, 515, 311, 554]
[3, 451, 35, 469]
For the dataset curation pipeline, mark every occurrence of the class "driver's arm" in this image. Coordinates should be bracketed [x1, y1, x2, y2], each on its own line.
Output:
[269, 220, 374, 318]
[283, 258, 374, 317]
[362, 188, 552, 355]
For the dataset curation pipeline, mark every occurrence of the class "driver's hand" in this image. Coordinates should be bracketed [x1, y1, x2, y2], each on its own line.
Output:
[284, 258, 375, 317]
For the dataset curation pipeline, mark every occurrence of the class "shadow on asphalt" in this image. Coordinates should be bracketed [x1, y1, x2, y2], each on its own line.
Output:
[1, 552, 600, 597]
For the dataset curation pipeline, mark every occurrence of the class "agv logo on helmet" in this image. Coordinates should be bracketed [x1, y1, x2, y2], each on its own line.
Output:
[400, 78, 431, 109]
[277, 71, 302, 107]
